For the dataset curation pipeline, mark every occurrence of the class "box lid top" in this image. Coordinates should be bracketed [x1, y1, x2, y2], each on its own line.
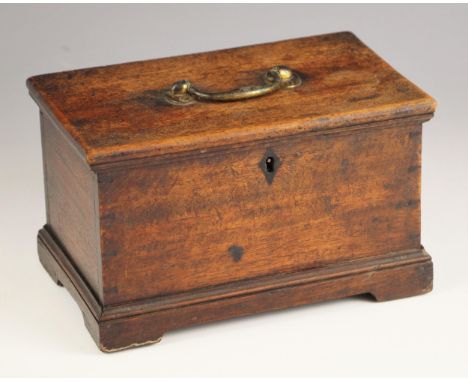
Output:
[27, 32, 435, 167]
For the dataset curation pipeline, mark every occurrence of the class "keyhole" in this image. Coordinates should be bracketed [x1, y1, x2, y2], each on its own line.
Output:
[259, 150, 281, 184]
[266, 157, 275, 173]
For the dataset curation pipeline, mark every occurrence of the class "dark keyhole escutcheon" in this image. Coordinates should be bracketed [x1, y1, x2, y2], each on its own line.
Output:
[259, 149, 281, 184]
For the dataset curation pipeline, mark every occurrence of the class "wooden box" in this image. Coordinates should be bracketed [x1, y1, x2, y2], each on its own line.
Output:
[27, 32, 436, 352]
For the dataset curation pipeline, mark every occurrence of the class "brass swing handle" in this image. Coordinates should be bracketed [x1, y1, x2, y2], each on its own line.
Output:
[165, 66, 302, 105]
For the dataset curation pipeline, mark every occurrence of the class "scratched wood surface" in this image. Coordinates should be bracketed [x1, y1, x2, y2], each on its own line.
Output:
[27, 32, 435, 165]
[99, 120, 423, 304]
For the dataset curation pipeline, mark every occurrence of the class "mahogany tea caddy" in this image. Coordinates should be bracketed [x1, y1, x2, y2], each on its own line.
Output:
[27, 32, 436, 352]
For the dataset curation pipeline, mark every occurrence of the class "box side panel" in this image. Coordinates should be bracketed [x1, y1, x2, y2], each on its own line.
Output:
[99, 122, 421, 305]
[41, 113, 102, 301]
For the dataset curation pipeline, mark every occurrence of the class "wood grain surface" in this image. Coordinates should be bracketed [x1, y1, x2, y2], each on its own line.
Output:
[99, 118, 425, 305]
[40, 113, 102, 300]
[27, 32, 435, 165]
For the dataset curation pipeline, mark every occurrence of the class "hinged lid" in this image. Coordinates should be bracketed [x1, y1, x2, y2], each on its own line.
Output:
[27, 32, 435, 167]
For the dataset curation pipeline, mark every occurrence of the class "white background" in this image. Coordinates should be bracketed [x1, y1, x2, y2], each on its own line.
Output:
[0, 4, 467, 377]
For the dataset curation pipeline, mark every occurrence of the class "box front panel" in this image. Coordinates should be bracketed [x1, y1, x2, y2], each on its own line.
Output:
[99, 123, 421, 304]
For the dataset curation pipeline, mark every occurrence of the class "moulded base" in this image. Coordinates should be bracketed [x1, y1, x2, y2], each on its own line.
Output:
[37, 227, 433, 352]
